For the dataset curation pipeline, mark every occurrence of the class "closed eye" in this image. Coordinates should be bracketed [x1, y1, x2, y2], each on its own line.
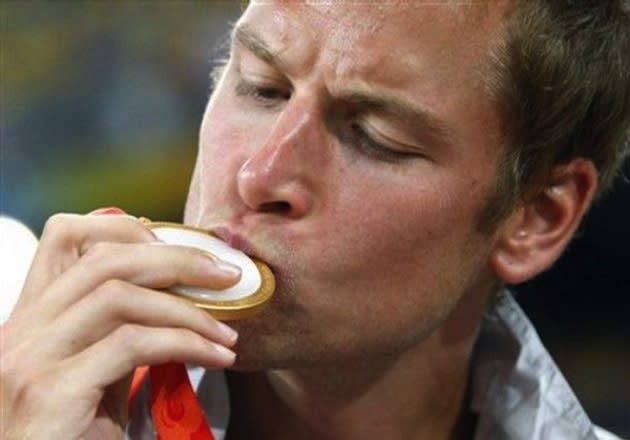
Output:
[346, 122, 421, 163]
[235, 79, 291, 107]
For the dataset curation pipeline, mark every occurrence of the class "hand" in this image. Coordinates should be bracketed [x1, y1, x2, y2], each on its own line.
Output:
[0, 211, 241, 439]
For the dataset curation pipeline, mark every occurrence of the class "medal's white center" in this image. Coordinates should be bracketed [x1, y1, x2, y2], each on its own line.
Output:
[151, 226, 262, 301]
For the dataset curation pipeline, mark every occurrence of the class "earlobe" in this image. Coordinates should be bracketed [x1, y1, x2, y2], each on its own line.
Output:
[489, 158, 598, 284]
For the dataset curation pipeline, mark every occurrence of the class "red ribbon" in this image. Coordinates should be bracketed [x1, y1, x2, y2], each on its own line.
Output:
[129, 363, 215, 439]
[95, 206, 215, 439]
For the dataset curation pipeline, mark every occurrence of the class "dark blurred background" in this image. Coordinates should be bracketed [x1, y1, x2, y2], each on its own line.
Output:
[1, 2, 628, 436]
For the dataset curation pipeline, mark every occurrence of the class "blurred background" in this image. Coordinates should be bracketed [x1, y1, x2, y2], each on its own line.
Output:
[1, 1, 628, 436]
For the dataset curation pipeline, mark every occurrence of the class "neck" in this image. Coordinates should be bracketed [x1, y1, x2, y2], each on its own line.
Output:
[226, 291, 489, 440]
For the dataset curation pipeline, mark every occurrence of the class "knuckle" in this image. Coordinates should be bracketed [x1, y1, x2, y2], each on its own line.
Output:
[40, 213, 80, 245]
[80, 243, 132, 283]
[99, 278, 128, 295]
[81, 240, 114, 263]
[109, 324, 155, 371]
[90, 279, 128, 314]
[111, 324, 143, 351]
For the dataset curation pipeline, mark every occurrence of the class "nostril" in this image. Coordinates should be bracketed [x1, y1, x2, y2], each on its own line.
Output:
[259, 201, 292, 215]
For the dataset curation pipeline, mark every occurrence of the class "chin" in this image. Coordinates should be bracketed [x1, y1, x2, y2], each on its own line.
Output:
[228, 342, 292, 372]
[224, 314, 290, 371]
[227, 319, 323, 372]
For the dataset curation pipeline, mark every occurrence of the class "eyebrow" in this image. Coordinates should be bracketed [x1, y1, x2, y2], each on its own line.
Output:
[337, 88, 454, 147]
[233, 24, 454, 147]
[233, 24, 288, 71]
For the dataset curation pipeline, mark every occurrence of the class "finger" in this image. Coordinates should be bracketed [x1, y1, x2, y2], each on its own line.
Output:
[1, 323, 232, 439]
[39, 280, 238, 361]
[66, 324, 237, 392]
[33, 241, 241, 322]
[18, 213, 156, 308]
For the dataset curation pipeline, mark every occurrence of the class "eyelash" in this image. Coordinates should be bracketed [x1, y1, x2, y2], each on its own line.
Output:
[235, 79, 290, 107]
[349, 123, 415, 162]
[234, 79, 415, 162]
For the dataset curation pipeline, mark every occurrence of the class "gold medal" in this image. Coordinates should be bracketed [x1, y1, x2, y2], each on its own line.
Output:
[142, 220, 275, 321]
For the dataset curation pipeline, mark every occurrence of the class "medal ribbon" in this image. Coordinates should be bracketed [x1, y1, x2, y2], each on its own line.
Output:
[129, 363, 216, 440]
[92, 209, 215, 439]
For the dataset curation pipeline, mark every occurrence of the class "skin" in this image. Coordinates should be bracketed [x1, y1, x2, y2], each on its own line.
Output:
[187, 1, 508, 369]
[186, 1, 506, 439]
[0, 212, 242, 439]
[187, 2, 596, 439]
[1, 1, 598, 439]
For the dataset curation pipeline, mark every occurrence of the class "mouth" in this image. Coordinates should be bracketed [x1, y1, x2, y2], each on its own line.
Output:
[209, 225, 292, 298]
[210, 225, 270, 265]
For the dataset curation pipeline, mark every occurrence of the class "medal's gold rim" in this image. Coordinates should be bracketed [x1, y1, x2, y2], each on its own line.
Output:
[142, 220, 275, 321]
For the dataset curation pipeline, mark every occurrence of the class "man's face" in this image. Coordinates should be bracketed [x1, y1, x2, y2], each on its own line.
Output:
[185, 1, 508, 369]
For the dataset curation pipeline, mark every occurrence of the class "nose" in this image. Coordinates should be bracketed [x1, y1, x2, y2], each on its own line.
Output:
[237, 100, 327, 219]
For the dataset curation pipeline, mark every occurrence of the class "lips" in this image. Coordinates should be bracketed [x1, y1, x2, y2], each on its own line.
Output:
[214, 225, 290, 297]
[207, 225, 293, 296]
[210, 226, 268, 264]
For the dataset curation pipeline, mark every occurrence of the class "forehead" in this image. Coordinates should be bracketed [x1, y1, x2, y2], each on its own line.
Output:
[239, 1, 506, 76]
[237, 1, 509, 152]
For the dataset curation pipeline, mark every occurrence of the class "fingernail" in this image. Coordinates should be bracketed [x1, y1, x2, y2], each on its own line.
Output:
[217, 321, 239, 344]
[214, 344, 237, 363]
[89, 206, 127, 215]
[215, 259, 242, 277]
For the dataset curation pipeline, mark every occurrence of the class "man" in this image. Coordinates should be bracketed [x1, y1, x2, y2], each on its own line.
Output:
[1, 1, 628, 439]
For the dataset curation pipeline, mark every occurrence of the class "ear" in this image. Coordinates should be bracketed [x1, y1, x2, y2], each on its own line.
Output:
[489, 158, 598, 284]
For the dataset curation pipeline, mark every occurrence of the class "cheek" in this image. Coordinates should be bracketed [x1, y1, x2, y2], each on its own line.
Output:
[278, 191, 489, 365]
[186, 97, 255, 223]
[200, 100, 244, 165]
[327, 177, 474, 266]
[196, 96, 261, 189]
[305, 169, 492, 328]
